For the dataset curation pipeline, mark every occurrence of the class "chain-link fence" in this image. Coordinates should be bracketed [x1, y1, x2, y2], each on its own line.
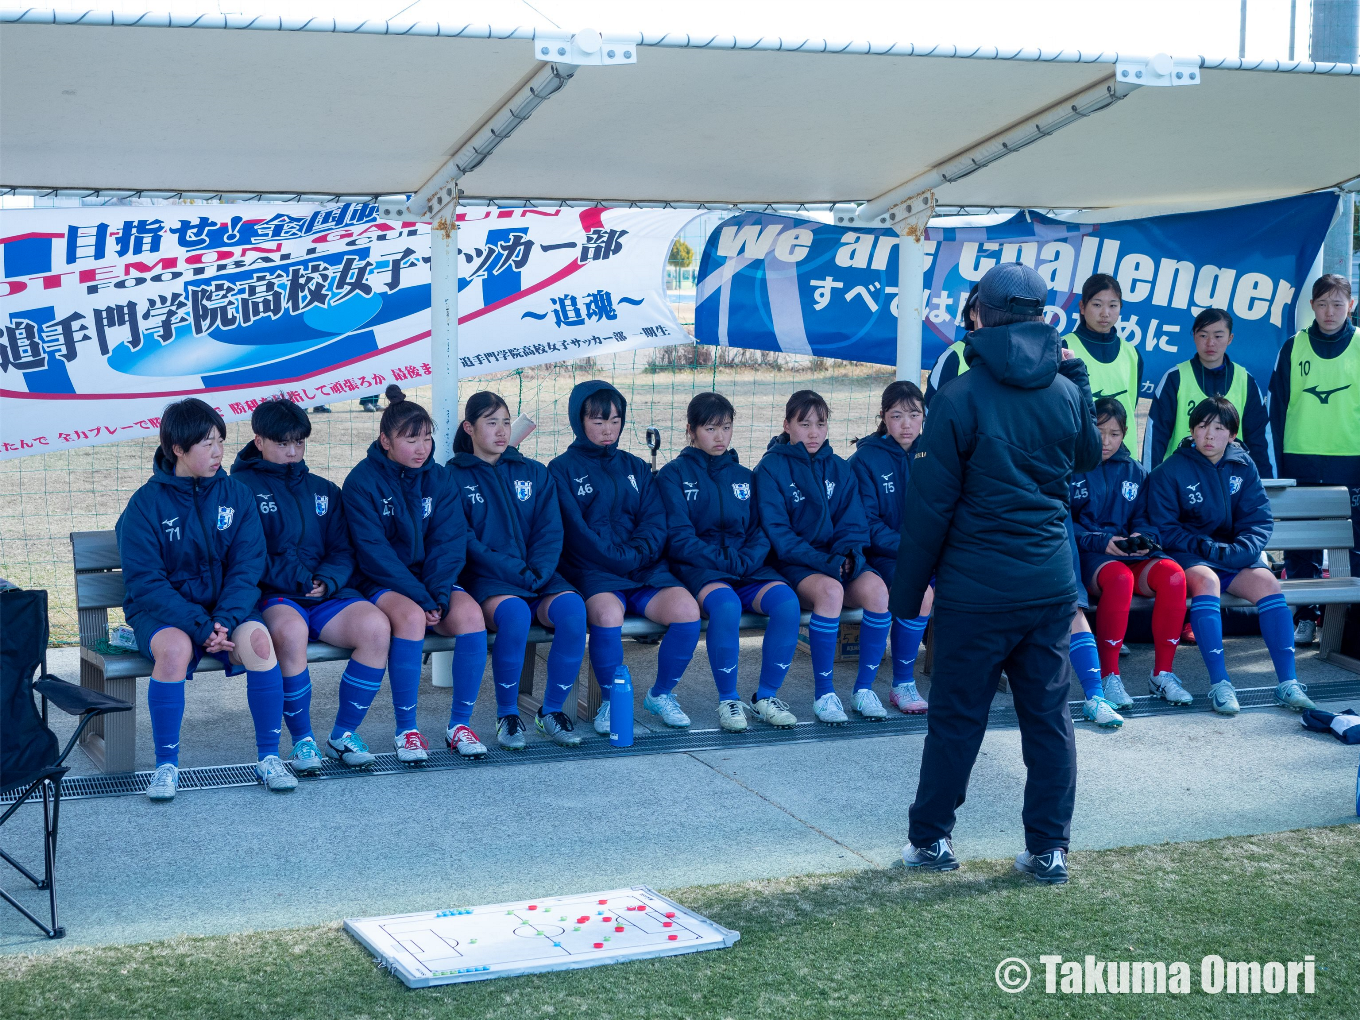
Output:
[0, 346, 894, 645]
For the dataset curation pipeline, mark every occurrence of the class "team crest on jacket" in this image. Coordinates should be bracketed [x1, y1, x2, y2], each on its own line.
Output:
[1229, 475, 1242, 495]
[1121, 481, 1139, 501]
[732, 482, 751, 501]
[216, 506, 235, 530]
[422, 497, 433, 518]
[825, 480, 836, 498]
[514, 480, 533, 501]
[315, 494, 329, 516]
[628, 474, 639, 492]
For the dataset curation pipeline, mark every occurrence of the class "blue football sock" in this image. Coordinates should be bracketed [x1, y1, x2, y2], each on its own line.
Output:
[756, 584, 800, 700]
[245, 663, 284, 760]
[588, 624, 624, 697]
[808, 613, 840, 699]
[544, 593, 587, 714]
[650, 619, 700, 697]
[1069, 631, 1103, 700]
[280, 668, 313, 741]
[854, 610, 891, 691]
[1256, 593, 1296, 683]
[147, 678, 186, 767]
[491, 598, 531, 717]
[447, 630, 489, 728]
[388, 636, 424, 734]
[891, 616, 929, 685]
[1189, 595, 1229, 684]
[331, 660, 385, 740]
[701, 586, 742, 701]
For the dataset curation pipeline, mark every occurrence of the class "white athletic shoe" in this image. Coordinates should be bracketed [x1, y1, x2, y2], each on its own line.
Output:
[289, 735, 324, 774]
[1082, 696, 1125, 728]
[1149, 671, 1193, 706]
[145, 763, 179, 802]
[717, 699, 748, 732]
[593, 701, 611, 736]
[325, 731, 375, 767]
[889, 682, 928, 714]
[751, 695, 798, 728]
[643, 691, 691, 728]
[445, 724, 487, 758]
[1101, 674, 1134, 710]
[255, 755, 298, 792]
[813, 691, 849, 725]
[394, 728, 430, 763]
[852, 688, 888, 720]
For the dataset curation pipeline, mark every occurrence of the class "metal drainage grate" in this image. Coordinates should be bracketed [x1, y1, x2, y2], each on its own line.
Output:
[7, 678, 1359, 805]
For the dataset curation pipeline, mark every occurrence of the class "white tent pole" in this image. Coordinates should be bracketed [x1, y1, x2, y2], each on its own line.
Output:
[890, 192, 936, 382]
[428, 206, 459, 688]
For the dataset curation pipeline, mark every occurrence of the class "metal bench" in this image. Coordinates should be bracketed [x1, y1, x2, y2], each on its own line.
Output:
[68, 529, 863, 772]
[1126, 481, 1358, 672]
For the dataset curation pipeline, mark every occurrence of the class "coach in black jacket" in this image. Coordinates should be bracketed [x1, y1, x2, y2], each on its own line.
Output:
[892, 263, 1102, 884]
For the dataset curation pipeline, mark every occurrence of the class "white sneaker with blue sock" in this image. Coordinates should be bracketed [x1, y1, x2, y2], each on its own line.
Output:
[813, 691, 848, 725]
[852, 688, 888, 720]
[255, 754, 298, 791]
[146, 763, 179, 802]
[289, 735, 323, 774]
[1274, 680, 1316, 711]
[644, 690, 691, 727]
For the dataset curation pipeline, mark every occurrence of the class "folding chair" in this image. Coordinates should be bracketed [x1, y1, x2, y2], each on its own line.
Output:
[1, 588, 130, 939]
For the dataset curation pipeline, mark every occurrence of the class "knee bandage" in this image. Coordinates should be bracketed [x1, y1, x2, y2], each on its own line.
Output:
[232, 621, 278, 671]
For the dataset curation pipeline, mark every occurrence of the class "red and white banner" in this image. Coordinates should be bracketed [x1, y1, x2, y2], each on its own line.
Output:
[0, 204, 694, 458]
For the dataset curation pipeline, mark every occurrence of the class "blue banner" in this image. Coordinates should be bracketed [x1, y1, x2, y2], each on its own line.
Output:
[695, 194, 1337, 394]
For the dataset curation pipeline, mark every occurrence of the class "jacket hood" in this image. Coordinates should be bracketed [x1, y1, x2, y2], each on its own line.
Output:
[567, 380, 628, 449]
[964, 321, 1061, 390]
[231, 440, 310, 478]
[448, 445, 527, 470]
[765, 433, 834, 458]
[854, 431, 908, 455]
[677, 445, 740, 472]
[1103, 444, 1136, 467]
[152, 448, 228, 490]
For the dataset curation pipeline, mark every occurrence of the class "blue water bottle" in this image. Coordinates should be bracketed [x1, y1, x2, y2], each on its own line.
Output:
[610, 665, 634, 747]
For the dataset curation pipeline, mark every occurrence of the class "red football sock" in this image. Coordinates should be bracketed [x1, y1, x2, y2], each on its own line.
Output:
[1140, 557, 1187, 675]
[1094, 561, 1135, 676]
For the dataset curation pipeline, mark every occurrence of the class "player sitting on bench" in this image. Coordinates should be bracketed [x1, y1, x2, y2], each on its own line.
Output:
[231, 398, 393, 772]
[116, 397, 293, 802]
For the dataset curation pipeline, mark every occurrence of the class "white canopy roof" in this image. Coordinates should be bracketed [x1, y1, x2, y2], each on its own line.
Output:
[2, 10, 1357, 212]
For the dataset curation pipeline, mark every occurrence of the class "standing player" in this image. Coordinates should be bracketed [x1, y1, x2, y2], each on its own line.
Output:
[924, 285, 980, 407]
[549, 381, 702, 734]
[117, 398, 294, 801]
[756, 390, 890, 724]
[1269, 274, 1359, 645]
[1146, 397, 1315, 714]
[1144, 308, 1272, 475]
[447, 391, 588, 749]
[657, 392, 801, 731]
[1062, 274, 1141, 454]
[343, 389, 490, 760]
[231, 399, 393, 773]
[1071, 398, 1188, 723]
[850, 381, 931, 714]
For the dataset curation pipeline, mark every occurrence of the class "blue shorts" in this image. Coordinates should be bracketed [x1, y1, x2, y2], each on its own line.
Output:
[611, 586, 665, 617]
[732, 580, 790, 613]
[135, 611, 266, 678]
[261, 596, 363, 642]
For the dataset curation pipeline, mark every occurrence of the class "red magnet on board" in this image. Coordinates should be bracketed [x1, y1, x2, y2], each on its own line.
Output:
[598, 899, 607, 904]
[527, 905, 537, 910]
[577, 916, 589, 923]
[615, 926, 624, 932]
[602, 916, 611, 922]
[637, 905, 647, 911]
[594, 942, 603, 949]
[668, 934, 678, 941]
[665, 912, 675, 918]
[663, 921, 672, 928]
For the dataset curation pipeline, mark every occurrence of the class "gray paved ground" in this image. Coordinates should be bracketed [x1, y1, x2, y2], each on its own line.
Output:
[4, 637, 1357, 953]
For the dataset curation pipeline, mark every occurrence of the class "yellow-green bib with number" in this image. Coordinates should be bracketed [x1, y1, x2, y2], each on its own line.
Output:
[1284, 329, 1360, 457]
[1165, 359, 1250, 461]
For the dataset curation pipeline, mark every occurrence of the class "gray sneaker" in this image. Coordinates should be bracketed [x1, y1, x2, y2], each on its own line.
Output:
[751, 695, 798, 728]
[717, 699, 749, 732]
[255, 755, 298, 792]
[813, 691, 849, 725]
[1293, 619, 1317, 646]
[1274, 680, 1316, 712]
[145, 763, 179, 802]
[1015, 848, 1069, 884]
[852, 688, 888, 720]
[325, 731, 376, 768]
[289, 735, 324, 774]
[536, 709, 583, 747]
[902, 838, 959, 871]
[593, 701, 611, 736]
[1149, 671, 1193, 706]
[496, 714, 528, 750]
[1208, 680, 1240, 715]
[1101, 673, 1134, 710]
[643, 691, 691, 728]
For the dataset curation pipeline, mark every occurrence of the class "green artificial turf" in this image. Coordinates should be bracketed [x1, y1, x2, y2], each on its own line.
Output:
[4, 825, 1357, 1020]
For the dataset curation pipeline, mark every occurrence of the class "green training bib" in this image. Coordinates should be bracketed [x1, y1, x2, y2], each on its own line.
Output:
[1064, 332, 1140, 454]
[1165, 358, 1250, 461]
[1284, 329, 1360, 457]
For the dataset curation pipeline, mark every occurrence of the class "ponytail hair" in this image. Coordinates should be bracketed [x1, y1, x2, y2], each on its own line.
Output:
[378, 384, 434, 440]
[874, 380, 924, 436]
[453, 390, 510, 454]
